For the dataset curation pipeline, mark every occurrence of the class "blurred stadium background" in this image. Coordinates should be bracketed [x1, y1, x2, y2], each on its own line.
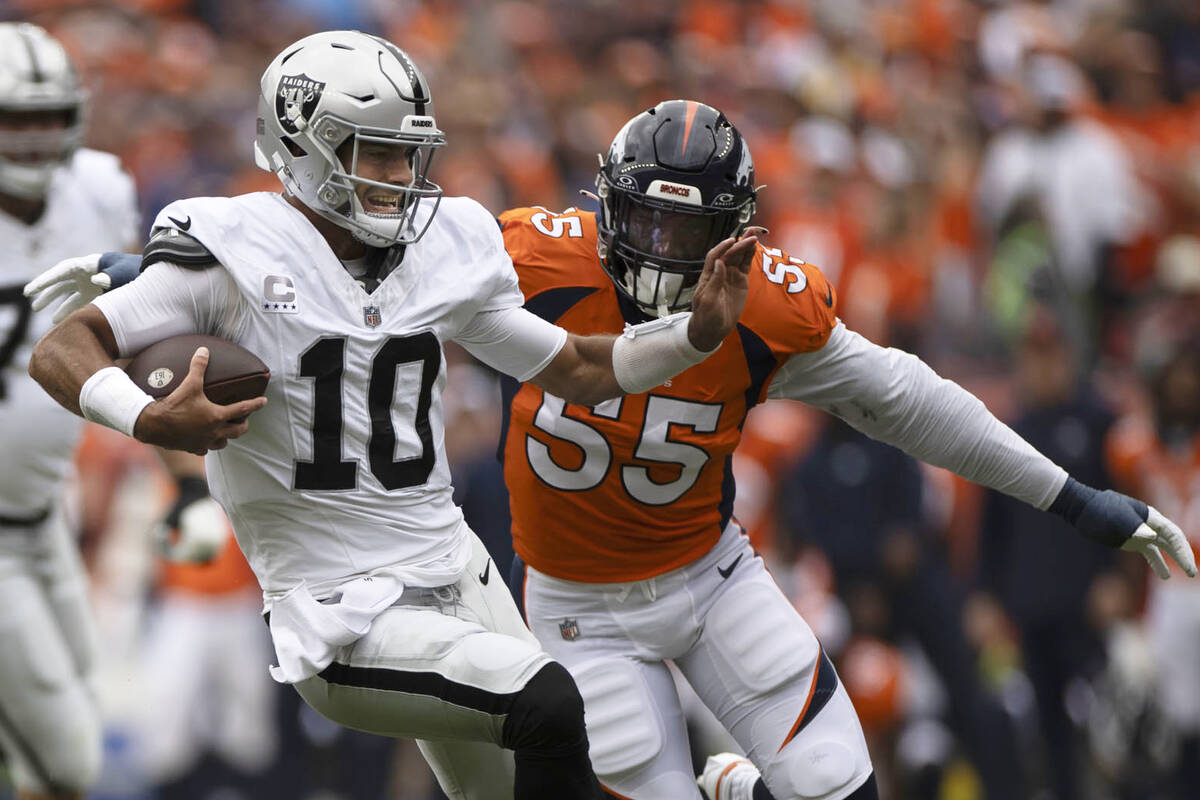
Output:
[3, 0, 1200, 799]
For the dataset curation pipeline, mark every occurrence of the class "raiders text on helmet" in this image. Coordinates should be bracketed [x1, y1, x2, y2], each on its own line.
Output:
[254, 31, 445, 247]
[0, 23, 87, 200]
[595, 100, 756, 317]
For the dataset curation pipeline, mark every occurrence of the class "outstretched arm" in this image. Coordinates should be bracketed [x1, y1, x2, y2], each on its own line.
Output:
[531, 229, 763, 404]
[769, 322, 1197, 579]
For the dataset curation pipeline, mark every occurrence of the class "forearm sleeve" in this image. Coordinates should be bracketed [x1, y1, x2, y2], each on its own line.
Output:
[768, 322, 1069, 509]
[456, 306, 568, 382]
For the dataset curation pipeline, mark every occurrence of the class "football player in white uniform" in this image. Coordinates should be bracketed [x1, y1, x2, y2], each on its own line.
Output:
[0, 22, 139, 800]
[26, 32, 759, 800]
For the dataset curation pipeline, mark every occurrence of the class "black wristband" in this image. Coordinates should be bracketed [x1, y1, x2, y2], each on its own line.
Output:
[1047, 477, 1096, 525]
[165, 476, 210, 529]
[1050, 477, 1148, 548]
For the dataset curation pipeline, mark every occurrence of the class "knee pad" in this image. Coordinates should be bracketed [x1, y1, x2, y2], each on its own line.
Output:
[570, 658, 663, 779]
[502, 661, 587, 757]
[761, 686, 872, 800]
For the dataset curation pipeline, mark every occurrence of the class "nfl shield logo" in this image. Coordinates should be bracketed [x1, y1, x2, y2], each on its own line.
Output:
[559, 619, 581, 641]
[363, 305, 382, 328]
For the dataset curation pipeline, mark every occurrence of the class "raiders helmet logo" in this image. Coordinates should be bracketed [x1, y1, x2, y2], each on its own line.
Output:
[276, 73, 325, 135]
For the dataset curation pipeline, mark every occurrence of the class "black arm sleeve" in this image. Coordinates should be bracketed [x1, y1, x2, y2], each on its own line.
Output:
[141, 228, 220, 271]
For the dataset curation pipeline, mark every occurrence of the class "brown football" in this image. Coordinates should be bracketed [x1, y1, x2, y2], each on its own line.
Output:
[125, 334, 270, 405]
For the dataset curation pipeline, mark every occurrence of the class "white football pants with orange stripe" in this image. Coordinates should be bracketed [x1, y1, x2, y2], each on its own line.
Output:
[519, 523, 873, 800]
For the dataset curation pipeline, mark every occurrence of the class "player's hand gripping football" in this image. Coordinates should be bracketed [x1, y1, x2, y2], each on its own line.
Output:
[686, 227, 766, 352]
[23, 252, 140, 323]
[134, 347, 268, 456]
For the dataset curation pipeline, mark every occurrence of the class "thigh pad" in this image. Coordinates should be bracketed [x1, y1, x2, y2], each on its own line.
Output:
[704, 578, 818, 696]
[571, 657, 664, 778]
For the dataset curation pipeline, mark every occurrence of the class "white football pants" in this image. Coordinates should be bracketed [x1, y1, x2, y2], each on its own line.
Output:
[0, 507, 102, 795]
[293, 531, 553, 800]
[520, 523, 873, 800]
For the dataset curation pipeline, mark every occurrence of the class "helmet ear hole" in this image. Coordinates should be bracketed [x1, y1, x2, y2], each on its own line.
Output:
[281, 136, 307, 157]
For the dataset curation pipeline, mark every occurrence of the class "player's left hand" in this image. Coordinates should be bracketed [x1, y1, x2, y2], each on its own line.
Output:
[1120, 505, 1196, 580]
[1072, 487, 1197, 579]
[687, 227, 765, 352]
[24, 252, 140, 323]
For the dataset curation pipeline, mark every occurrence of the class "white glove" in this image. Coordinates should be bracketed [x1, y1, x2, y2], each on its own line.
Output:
[1122, 506, 1197, 580]
[23, 253, 110, 323]
[157, 495, 230, 564]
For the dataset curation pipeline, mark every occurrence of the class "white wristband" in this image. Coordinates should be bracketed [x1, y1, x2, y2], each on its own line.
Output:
[79, 366, 155, 438]
[611, 312, 716, 394]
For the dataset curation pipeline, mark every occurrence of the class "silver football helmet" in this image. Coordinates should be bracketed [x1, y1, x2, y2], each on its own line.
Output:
[0, 23, 87, 200]
[254, 31, 445, 247]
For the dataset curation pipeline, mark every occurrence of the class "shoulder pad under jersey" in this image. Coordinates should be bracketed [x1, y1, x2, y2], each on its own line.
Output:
[141, 227, 220, 272]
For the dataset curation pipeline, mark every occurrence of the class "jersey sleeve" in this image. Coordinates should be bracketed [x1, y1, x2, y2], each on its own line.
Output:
[454, 306, 568, 381]
[741, 244, 839, 360]
[468, 202, 525, 313]
[91, 262, 244, 357]
[498, 206, 602, 301]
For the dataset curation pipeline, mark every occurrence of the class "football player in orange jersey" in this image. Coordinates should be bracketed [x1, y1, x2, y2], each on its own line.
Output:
[497, 100, 1194, 800]
[29, 99, 1198, 800]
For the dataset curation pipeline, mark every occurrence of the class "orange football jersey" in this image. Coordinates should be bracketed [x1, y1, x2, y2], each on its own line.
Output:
[499, 206, 837, 582]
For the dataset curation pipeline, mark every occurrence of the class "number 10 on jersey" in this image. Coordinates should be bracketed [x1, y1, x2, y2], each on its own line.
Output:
[294, 332, 440, 491]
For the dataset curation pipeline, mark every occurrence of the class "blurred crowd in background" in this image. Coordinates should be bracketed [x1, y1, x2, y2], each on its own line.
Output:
[2, 0, 1200, 799]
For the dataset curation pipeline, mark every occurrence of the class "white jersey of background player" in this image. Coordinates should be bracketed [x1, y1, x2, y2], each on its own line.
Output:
[0, 23, 138, 800]
[28, 31, 759, 800]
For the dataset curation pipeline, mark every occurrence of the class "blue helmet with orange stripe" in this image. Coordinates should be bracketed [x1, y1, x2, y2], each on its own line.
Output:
[595, 100, 756, 317]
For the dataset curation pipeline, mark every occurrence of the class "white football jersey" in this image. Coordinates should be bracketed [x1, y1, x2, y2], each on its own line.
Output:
[0, 149, 138, 515]
[96, 192, 558, 602]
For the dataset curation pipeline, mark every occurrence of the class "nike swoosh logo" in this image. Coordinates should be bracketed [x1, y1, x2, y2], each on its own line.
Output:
[168, 215, 192, 231]
[824, 283, 833, 307]
[479, 558, 491, 585]
[717, 553, 743, 580]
